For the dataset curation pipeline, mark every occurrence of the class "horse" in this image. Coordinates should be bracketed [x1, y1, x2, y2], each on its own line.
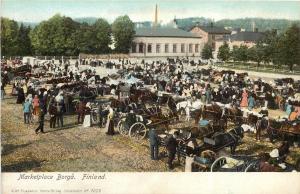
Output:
[225, 106, 243, 125]
[209, 126, 244, 154]
[176, 99, 203, 113]
[267, 118, 300, 144]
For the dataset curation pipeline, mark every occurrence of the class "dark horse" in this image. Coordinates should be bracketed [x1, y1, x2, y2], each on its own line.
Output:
[208, 126, 244, 154]
[195, 103, 227, 128]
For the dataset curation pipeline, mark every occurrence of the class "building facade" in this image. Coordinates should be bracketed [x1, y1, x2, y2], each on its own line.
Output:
[130, 28, 203, 57]
[228, 30, 266, 49]
[189, 24, 231, 51]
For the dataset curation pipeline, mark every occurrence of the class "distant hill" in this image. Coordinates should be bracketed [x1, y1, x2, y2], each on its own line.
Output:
[175, 17, 213, 30]
[73, 17, 98, 25]
[17, 21, 38, 28]
[173, 17, 300, 33]
[215, 18, 300, 33]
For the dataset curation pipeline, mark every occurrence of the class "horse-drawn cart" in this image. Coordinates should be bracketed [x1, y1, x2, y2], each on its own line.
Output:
[267, 119, 300, 143]
[210, 155, 259, 172]
[118, 111, 178, 141]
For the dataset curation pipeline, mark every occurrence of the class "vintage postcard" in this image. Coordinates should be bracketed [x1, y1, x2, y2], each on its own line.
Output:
[1, 0, 300, 193]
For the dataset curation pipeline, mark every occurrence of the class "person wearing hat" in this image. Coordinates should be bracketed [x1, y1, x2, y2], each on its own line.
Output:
[48, 101, 57, 128]
[32, 95, 40, 120]
[35, 109, 45, 134]
[77, 100, 86, 124]
[56, 101, 64, 128]
[106, 105, 115, 135]
[125, 109, 136, 130]
[289, 108, 298, 122]
[248, 94, 255, 111]
[255, 114, 265, 141]
[0, 81, 5, 100]
[165, 131, 179, 170]
[240, 88, 248, 108]
[269, 149, 280, 165]
[83, 102, 91, 128]
[23, 98, 32, 124]
[285, 100, 292, 116]
[149, 128, 159, 160]
[258, 153, 278, 172]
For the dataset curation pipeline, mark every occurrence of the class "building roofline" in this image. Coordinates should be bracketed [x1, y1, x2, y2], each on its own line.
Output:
[189, 26, 231, 34]
[134, 35, 202, 39]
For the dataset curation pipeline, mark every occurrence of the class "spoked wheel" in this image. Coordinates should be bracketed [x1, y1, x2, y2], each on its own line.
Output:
[129, 122, 147, 140]
[210, 156, 227, 172]
[244, 161, 259, 172]
[117, 120, 129, 136]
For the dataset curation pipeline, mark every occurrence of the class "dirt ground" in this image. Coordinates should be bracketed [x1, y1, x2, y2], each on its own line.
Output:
[1, 86, 300, 172]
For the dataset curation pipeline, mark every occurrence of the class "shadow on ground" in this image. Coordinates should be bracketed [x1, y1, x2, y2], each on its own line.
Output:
[2, 160, 44, 172]
[1, 143, 32, 156]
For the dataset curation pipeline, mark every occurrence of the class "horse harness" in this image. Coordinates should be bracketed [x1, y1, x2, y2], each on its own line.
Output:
[228, 128, 242, 142]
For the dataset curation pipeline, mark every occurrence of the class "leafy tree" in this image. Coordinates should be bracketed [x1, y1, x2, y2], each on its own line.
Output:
[217, 41, 230, 61]
[278, 24, 300, 71]
[231, 45, 249, 63]
[238, 45, 249, 62]
[93, 18, 111, 53]
[112, 15, 135, 53]
[201, 43, 213, 59]
[1, 17, 19, 56]
[16, 24, 32, 55]
[72, 19, 111, 55]
[260, 30, 278, 65]
[30, 14, 79, 55]
[247, 44, 264, 67]
[72, 23, 95, 54]
[231, 45, 240, 62]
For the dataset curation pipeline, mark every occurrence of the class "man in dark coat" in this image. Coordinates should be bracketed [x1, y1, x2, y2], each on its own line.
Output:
[77, 101, 85, 125]
[16, 87, 25, 104]
[125, 110, 136, 129]
[56, 102, 64, 127]
[149, 128, 159, 160]
[165, 131, 179, 170]
[48, 102, 57, 128]
[35, 110, 45, 134]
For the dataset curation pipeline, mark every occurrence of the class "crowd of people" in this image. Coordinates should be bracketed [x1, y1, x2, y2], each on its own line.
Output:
[1, 56, 300, 171]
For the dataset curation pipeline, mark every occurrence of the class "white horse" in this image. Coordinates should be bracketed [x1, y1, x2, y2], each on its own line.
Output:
[176, 100, 203, 112]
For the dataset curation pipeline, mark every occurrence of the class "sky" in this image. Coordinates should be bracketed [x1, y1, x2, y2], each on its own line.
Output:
[1, 0, 300, 23]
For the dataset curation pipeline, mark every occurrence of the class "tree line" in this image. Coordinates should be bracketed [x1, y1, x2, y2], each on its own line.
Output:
[201, 25, 300, 71]
[1, 14, 135, 56]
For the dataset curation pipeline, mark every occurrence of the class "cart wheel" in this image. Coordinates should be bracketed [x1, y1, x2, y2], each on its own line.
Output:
[117, 120, 128, 136]
[129, 122, 147, 140]
[210, 156, 227, 172]
[245, 161, 259, 172]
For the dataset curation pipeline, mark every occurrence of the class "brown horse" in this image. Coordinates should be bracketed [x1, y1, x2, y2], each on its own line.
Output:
[224, 106, 243, 125]
[267, 119, 300, 143]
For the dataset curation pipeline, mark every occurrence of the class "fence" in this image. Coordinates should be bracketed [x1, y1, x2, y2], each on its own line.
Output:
[217, 62, 300, 75]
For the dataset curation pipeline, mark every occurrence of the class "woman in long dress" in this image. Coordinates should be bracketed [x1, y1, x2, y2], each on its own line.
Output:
[106, 106, 115, 135]
[240, 88, 248, 108]
[83, 102, 91, 127]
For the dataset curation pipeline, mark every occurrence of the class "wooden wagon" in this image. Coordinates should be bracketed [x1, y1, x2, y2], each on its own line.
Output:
[267, 119, 300, 143]
[117, 111, 178, 141]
